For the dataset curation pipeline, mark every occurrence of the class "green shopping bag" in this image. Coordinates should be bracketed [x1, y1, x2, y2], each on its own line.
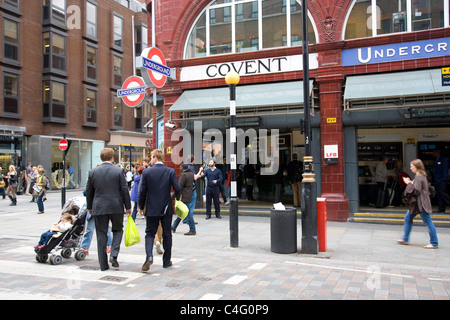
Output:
[175, 199, 189, 220]
[124, 215, 140, 247]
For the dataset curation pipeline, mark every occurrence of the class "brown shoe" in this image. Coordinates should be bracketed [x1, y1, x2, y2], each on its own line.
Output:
[184, 231, 196, 236]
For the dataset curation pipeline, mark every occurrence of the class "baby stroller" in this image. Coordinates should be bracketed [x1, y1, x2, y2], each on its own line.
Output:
[35, 197, 88, 265]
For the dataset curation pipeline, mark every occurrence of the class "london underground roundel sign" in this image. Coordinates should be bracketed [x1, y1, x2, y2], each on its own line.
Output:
[139, 47, 170, 88]
[117, 76, 147, 108]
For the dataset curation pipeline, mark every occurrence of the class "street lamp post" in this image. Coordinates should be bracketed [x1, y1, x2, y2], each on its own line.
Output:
[300, 0, 318, 254]
[225, 71, 240, 248]
[55, 132, 74, 209]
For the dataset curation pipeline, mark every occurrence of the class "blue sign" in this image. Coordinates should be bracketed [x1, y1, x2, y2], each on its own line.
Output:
[342, 37, 450, 66]
[142, 56, 171, 77]
[117, 86, 146, 97]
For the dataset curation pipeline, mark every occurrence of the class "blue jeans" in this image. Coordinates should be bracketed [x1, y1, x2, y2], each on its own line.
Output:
[81, 215, 112, 250]
[402, 209, 439, 247]
[37, 193, 44, 213]
[172, 189, 197, 232]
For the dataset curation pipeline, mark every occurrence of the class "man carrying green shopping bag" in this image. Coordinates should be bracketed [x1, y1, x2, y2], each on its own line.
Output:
[138, 149, 181, 272]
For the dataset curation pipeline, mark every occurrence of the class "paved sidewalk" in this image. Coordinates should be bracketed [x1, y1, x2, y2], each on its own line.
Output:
[0, 190, 449, 302]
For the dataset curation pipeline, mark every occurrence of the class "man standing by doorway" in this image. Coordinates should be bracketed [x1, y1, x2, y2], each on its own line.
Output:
[287, 153, 303, 207]
[201, 159, 223, 219]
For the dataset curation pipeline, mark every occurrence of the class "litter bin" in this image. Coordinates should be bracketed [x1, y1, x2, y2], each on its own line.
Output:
[270, 207, 297, 254]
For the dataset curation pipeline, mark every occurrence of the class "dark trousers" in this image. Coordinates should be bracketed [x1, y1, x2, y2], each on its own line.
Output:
[206, 186, 220, 217]
[145, 213, 172, 266]
[94, 214, 124, 270]
[436, 181, 450, 211]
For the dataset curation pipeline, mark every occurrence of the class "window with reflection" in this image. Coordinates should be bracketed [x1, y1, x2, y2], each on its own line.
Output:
[3, 72, 19, 115]
[184, 0, 317, 59]
[3, 18, 19, 62]
[344, 0, 448, 39]
[43, 80, 66, 121]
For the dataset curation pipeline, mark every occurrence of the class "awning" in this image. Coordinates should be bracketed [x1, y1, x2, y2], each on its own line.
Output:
[169, 81, 313, 118]
[344, 69, 450, 111]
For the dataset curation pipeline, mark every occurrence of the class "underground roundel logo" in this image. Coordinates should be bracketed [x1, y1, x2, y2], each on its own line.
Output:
[139, 47, 170, 88]
[117, 76, 147, 108]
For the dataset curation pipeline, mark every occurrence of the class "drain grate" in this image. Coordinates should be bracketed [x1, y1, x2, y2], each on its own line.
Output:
[79, 265, 100, 271]
[99, 275, 128, 283]
[166, 282, 181, 288]
[197, 277, 212, 282]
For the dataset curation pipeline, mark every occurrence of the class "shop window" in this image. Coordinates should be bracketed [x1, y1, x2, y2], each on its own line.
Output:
[43, 80, 66, 122]
[43, 30, 67, 75]
[86, 1, 97, 40]
[184, 0, 317, 59]
[86, 45, 97, 83]
[2, 72, 19, 116]
[344, 0, 448, 40]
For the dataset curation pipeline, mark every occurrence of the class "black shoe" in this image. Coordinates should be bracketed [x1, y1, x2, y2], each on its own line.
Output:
[142, 258, 153, 272]
[216, 215, 222, 219]
[205, 215, 211, 220]
[163, 261, 173, 268]
[109, 257, 119, 268]
[100, 266, 109, 271]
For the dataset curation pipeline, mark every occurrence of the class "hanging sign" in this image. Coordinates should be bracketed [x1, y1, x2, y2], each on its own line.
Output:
[137, 47, 170, 88]
[117, 76, 147, 108]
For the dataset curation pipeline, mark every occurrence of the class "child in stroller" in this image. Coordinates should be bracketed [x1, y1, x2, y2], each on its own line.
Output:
[34, 197, 88, 265]
[35, 212, 74, 250]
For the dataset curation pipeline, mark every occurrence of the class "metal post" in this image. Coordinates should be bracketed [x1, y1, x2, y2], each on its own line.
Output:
[56, 132, 74, 209]
[225, 71, 240, 248]
[301, 0, 318, 254]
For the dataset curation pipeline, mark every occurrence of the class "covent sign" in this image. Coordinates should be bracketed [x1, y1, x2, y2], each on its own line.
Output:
[180, 53, 318, 82]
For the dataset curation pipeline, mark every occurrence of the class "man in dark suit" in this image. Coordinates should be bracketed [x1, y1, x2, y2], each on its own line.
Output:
[86, 148, 131, 271]
[138, 149, 181, 271]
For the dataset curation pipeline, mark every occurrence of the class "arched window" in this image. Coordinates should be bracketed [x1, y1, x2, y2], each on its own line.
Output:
[344, 0, 450, 40]
[184, 0, 317, 59]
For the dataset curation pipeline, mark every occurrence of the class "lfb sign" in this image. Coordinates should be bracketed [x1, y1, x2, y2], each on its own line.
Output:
[324, 145, 338, 165]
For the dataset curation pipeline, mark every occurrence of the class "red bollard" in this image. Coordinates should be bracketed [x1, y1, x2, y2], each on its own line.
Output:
[317, 197, 327, 252]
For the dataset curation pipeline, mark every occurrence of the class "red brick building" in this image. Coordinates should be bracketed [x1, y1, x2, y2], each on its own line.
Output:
[1, 0, 149, 188]
[146, 0, 450, 221]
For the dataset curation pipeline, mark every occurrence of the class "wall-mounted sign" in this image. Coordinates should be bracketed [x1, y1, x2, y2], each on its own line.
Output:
[342, 37, 450, 66]
[117, 76, 147, 108]
[180, 53, 319, 82]
[324, 144, 338, 165]
[442, 67, 450, 86]
[137, 47, 170, 88]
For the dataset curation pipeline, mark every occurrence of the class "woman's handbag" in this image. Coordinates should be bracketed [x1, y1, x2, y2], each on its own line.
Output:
[124, 215, 141, 247]
[0, 179, 5, 189]
[175, 199, 189, 220]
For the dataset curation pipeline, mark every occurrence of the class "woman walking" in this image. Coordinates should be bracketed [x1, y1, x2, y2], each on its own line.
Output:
[4, 165, 18, 206]
[396, 159, 438, 249]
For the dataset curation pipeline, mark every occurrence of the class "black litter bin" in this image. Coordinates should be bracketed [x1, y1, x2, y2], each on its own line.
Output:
[270, 207, 297, 254]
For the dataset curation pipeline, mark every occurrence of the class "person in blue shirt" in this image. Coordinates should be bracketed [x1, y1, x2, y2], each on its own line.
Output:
[201, 159, 223, 219]
[433, 150, 450, 213]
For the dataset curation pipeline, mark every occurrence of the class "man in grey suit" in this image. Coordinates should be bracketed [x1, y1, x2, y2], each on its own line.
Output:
[86, 148, 131, 271]
[138, 149, 181, 271]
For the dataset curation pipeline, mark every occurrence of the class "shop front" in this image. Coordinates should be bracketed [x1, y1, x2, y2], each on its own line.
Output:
[108, 130, 153, 169]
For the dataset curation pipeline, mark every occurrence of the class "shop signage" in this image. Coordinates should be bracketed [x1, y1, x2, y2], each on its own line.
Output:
[442, 67, 450, 86]
[179, 53, 318, 82]
[342, 37, 450, 66]
[117, 76, 147, 108]
[137, 47, 170, 88]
